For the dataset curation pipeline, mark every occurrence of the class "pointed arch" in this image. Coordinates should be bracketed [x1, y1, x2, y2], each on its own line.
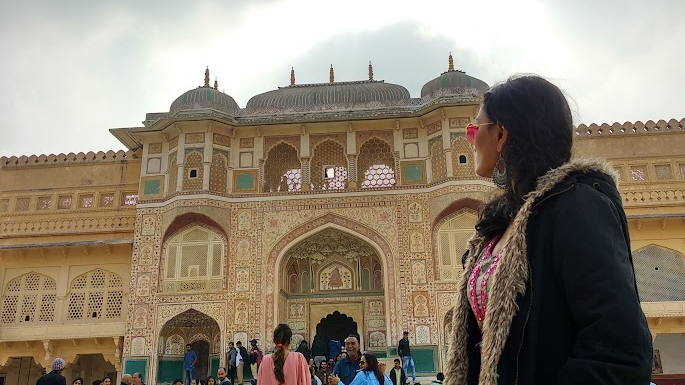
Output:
[264, 142, 301, 192]
[67, 269, 124, 321]
[1, 272, 56, 324]
[633, 244, 685, 302]
[357, 138, 396, 188]
[311, 139, 347, 190]
[264, 213, 399, 347]
[432, 201, 480, 281]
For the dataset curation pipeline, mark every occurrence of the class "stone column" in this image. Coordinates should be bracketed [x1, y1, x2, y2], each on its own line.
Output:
[346, 127, 357, 188]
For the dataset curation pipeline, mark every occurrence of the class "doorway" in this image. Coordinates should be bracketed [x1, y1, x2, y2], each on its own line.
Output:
[191, 341, 209, 381]
[315, 311, 358, 345]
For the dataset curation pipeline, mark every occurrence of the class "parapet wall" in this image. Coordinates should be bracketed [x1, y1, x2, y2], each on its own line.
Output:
[0, 149, 141, 168]
[575, 118, 684, 137]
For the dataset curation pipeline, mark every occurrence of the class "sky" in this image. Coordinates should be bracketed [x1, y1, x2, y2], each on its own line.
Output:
[1, 0, 683, 156]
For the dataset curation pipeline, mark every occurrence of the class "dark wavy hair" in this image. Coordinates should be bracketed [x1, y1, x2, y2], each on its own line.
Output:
[361, 353, 384, 385]
[272, 323, 293, 384]
[476, 75, 573, 239]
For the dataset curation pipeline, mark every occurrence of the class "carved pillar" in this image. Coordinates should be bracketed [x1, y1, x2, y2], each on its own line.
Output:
[347, 155, 358, 189]
[301, 158, 311, 191]
[42, 339, 53, 368]
[113, 337, 123, 373]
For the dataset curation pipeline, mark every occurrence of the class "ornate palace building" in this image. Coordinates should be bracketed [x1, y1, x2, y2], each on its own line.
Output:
[1, 56, 684, 384]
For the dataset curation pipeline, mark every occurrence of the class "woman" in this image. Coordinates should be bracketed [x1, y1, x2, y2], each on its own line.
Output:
[445, 75, 653, 385]
[72, 378, 84, 385]
[206, 376, 216, 385]
[297, 340, 312, 363]
[102, 378, 112, 385]
[257, 323, 309, 385]
[330, 353, 391, 385]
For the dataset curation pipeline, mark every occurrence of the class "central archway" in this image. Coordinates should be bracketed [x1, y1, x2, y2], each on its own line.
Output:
[269, 218, 395, 353]
[315, 311, 358, 346]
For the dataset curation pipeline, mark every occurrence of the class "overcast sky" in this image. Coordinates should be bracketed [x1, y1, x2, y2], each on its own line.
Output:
[1, 0, 683, 156]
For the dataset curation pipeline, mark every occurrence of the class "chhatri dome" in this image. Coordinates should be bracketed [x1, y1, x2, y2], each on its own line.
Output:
[421, 53, 489, 97]
[246, 63, 411, 110]
[169, 68, 240, 116]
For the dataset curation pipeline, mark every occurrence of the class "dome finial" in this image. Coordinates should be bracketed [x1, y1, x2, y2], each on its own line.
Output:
[204, 67, 210, 87]
[290, 67, 295, 86]
[368, 61, 374, 81]
[214, 78, 218, 90]
[448, 52, 454, 72]
[330, 64, 334, 84]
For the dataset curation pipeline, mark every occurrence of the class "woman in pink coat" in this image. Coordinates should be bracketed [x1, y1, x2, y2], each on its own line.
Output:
[257, 324, 310, 385]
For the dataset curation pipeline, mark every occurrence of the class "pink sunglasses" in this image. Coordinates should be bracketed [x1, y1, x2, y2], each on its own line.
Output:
[465, 122, 496, 145]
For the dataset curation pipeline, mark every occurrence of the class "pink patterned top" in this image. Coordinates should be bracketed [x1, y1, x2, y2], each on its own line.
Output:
[467, 235, 505, 329]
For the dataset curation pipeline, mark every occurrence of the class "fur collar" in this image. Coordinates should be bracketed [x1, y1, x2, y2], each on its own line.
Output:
[443, 158, 618, 385]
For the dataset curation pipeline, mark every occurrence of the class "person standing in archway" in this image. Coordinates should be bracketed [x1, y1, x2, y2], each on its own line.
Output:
[397, 332, 415, 384]
[184, 344, 198, 385]
[235, 341, 248, 385]
[312, 335, 329, 368]
[248, 339, 264, 378]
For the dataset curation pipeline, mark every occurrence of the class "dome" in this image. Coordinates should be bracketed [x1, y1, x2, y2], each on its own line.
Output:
[421, 54, 489, 97]
[169, 68, 240, 115]
[170, 86, 240, 115]
[246, 80, 410, 110]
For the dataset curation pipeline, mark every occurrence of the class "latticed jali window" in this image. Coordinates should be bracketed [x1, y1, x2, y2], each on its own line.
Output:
[264, 143, 301, 192]
[1, 272, 56, 324]
[209, 151, 228, 193]
[79, 194, 94, 208]
[435, 210, 477, 281]
[430, 141, 447, 181]
[633, 245, 685, 302]
[15, 197, 30, 212]
[451, 137, 475, 178]
[183, 150, 204, 191]
[311, 140, 347, 190]
[630, 165, 647, 181]
[67, 269, 124, 321]
[100, 193, 115, 207]
[164, 225, 225, 293]
[358, 138, 396, 188]
[165, 334, 185, 355]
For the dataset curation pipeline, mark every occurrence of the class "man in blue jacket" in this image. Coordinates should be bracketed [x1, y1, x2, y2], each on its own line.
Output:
[329, 335, 361, 385]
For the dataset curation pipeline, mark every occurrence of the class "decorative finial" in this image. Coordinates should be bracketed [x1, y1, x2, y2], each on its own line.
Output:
[448, 52, 454, 72]
[368, 61, 374, 81]
[204, 67, 210, 87]
[290, 67, 295, 86]
[214, 78, 218, 90]
[329, 64, 334, 84]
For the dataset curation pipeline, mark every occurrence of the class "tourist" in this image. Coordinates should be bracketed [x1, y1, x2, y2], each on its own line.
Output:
[102, 377, 112, 385]
[296, 340, 312, 362]
[444, 74, 653, 385]
[131, 373, 143, 385]
[311, 367, 322, 385]
[330, 353, 391, 385]
[184, 344, 198, 385]
[256, 323, 309, 385]
[397, 332, 415, 384]
[72, 377, 84, 385]
[389, 359, 406, 385]
[190, 379, 199, 385]
[217, 367, 231, 385]
[329, 335, 361, 385]
[430, 373, 443, 385]
[236, 341, 248, 385]
[206, 377, 216, 385]
[316, 361, 329, 384]
[120, 374, 132, 385]
[326, 359, 335, 375]
[172, 380, 183, 385]
[248, 339, 264, 378]
[228, 341, 238, 385]
[37, 358, 67, 385]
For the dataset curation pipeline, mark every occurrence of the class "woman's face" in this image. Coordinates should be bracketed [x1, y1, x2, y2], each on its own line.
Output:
[309, 358, 314, 365]
[473, 106, 508, 178]
[73, 380, 82, 385]
[191, 380, 197, 385]
[103, 379, 111, 385]
[208, 379, 215, 385]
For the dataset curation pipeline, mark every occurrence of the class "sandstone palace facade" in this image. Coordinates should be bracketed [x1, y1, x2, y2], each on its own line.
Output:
[2, 59, 684, 384]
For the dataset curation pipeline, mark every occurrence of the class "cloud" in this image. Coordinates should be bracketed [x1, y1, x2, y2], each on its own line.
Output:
[0, 0, 683, 156]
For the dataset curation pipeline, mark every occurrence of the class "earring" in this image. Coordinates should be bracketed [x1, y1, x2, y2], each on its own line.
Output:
[492, 153, 508, 188]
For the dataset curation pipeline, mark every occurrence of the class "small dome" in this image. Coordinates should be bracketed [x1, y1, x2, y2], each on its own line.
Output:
[170, 87, 240, 115]
[169, 68, 240, 115]
[246, 80, 410, 110]
[421, 54, 489, 97]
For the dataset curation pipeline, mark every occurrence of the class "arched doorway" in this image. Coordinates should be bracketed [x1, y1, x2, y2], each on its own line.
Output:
[157, 310, 220, 385]
[276, 227, 387, 352]
[315, 311, 358, 345]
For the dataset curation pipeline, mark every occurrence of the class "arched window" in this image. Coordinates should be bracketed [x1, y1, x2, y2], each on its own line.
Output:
[434, 209, 477, 281]
[451, 137, 475, 178]
[311, 140, 347, 190]
[264, 142, 301, 192]
[67, 269, 124, 321]
[358, 138, 396, 188]
[163, 225, 226, 293]
[165, 334, 185, 355]
[633, 245, 685, 302]
[1, 272, 56, 324]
